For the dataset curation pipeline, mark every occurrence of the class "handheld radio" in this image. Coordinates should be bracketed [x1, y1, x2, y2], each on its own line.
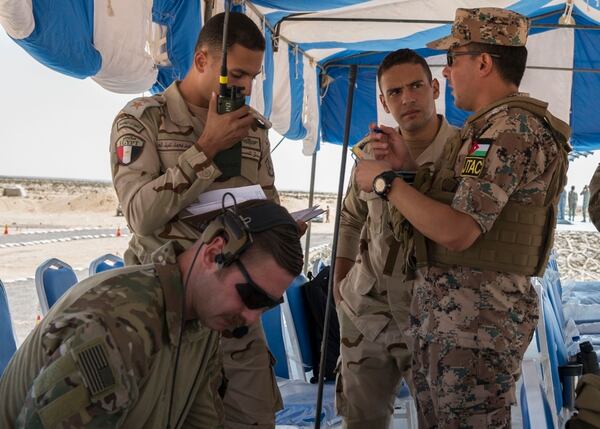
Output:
[213, 0, 245, 179]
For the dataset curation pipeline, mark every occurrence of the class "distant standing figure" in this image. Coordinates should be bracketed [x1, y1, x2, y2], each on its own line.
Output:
[559, 188, 566, 220]
[581, 185, 590, 222]
[589, 164, 600, 230]
[325, 205, 330, 223]
[568, 186, 578, 221]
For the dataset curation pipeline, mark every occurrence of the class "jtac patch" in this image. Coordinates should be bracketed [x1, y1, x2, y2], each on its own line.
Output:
[461, 138, 493, 177]
[116, 134, 144, 165]
[461, 157, 485, 177]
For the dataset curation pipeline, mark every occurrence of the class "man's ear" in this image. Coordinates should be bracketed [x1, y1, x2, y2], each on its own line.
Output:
[201, 235, 226, 272]
[431, 78, 440, 100]
[479, 53, 495, 77]
[379, 93, 390, 114]
[194, 49, 209, 73]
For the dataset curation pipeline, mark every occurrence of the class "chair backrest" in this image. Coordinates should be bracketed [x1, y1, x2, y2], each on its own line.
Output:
[89, 253, 124, 276]
[0, 279, 18, 376]
[283, 274, 313, 374]
[35, 258, 78, 315]
[261, 304, 289, 379]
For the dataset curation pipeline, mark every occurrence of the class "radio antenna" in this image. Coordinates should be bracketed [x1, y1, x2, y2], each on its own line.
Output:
[219, 0, 231, 97]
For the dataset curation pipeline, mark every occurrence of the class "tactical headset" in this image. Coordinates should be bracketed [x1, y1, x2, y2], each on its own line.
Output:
[200, 194, 298, 267]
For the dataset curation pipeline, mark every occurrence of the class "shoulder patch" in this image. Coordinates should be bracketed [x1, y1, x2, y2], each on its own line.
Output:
[75, 341, 116, 398]
[116, 134, 144, 166]
[116, 114, 145, 134]
[467, 138, 493, 158]
[122, 96, 163, 119]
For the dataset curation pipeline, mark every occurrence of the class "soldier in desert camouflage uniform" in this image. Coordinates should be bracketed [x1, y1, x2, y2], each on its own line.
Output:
[334, 49, 457, 428]
[0, 200, 303, 429]
[589, 165, 600, 230]
[109, 13, 289, 429]
[354, 8, 571, 427]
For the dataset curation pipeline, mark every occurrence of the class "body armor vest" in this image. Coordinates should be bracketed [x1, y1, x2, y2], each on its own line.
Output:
[408, 95, 571, 277]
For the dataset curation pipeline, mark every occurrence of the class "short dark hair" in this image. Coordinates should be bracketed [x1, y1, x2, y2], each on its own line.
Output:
[377, 49, 433, 88]
[237, 200, 303, 277]
[195, 12, 265, 53]
[246, 225, 304, 277]
[469, 42, 528, 86]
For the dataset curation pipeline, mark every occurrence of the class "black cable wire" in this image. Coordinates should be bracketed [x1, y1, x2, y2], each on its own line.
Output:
[166, 242, 204, 429]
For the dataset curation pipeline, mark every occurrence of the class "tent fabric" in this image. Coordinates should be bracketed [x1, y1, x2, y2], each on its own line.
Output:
[1, 1, 600, 152]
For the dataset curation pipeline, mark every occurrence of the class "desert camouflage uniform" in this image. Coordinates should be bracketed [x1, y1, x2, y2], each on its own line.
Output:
[405, 7, 569, 428]
[407, 96, 567, 427]
[0, 242, 222, 429]
[109, 81, 281, 429]
[589, 165, 600, 230]
[335, 117, 457, 428]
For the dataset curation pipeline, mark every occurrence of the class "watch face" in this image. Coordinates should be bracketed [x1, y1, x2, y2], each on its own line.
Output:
[374, 177, 387, 194]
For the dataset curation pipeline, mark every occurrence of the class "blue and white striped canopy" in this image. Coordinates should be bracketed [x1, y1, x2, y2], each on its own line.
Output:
[1, 1, 599, 153]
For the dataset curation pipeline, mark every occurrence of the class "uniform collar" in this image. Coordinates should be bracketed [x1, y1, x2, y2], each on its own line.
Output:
[163, 81, 195, 129]
[416, 115, 455, 165]
[151, 241, 186, 346]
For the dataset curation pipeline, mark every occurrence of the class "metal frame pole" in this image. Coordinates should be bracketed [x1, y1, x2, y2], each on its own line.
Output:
[314, 64, 357, 428]
[303, 151, 318, 274]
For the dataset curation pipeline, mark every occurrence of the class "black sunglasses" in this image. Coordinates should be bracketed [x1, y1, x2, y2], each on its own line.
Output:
[234, 259, 284, 310]
[446, 51, 501, 67]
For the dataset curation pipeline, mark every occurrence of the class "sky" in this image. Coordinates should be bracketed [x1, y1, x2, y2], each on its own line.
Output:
[1, 29, 598, 195]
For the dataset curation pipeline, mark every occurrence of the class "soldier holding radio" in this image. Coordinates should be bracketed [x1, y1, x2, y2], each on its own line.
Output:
[109, 12, 290, 429]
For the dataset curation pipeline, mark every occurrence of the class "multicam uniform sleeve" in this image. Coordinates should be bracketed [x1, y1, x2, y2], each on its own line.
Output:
[257, 130, 279, 204]
[110, 111, 222, 236]
[589, 164, 600, 231]
[452, 110, 559, 233]
[337, 167, 368, 261]
[16, 316, 142, 428]
[182, 339, 224, 429]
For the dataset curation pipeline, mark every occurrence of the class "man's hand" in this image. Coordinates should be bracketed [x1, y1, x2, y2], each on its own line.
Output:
[195, 92, 256, 160]
[296, 220, 308, 237]
[355, 159, 393, 192]
[368, 124, 416, 170]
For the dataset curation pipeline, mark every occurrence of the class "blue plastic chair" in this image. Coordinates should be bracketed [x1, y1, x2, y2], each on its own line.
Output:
[284, 274, 314, 375]
[89, 253, 124, 276]
[0, 279, 18, 376]
[262, 304, 289, 379]
[35, 258, 78, 315]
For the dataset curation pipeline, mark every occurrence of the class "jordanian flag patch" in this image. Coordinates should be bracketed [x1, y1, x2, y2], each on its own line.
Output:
[461, 139, 493, 177]
[468, 139, 492, 158]
[116, 134, 144, 165]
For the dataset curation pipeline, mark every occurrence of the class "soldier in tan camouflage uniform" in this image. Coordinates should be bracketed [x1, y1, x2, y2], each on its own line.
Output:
[109, 13, 290, 429]
[354, 8, 571, 427]
[589, 165, 600, 230]
[334, 49, 457, 428]
[0, 200, 303, 429]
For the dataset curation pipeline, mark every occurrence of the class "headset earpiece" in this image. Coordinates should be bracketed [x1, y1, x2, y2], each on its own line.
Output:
[201, 208, 252, 267]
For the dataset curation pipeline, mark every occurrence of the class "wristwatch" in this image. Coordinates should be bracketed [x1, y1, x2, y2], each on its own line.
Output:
[372, 171, 398, 200]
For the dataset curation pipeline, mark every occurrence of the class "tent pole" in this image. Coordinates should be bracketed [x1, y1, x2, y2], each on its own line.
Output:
[303, 151, 318, 274]
[314, 64, 357, 429]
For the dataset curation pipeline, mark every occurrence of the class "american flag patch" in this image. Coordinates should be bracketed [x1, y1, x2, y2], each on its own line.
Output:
[77, 343, 115, 396]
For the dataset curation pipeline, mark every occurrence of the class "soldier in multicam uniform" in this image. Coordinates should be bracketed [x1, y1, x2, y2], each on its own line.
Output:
[108, 12, 294, 429]
[333, 49, 457, 428]
[354, 8, 571, 427]
[0, 200, 303, 429]
[589, 165, 600, 230]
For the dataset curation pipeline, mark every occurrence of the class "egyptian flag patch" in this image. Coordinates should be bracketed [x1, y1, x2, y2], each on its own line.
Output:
[116, 134, 144, 165]
[461, 138, 492, 177]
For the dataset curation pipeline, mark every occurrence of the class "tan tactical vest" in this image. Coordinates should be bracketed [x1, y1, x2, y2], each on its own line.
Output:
[409, 95, 571, 277]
